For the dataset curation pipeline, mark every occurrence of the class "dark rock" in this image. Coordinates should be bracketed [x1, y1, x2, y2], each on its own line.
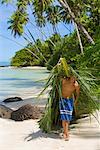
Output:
[0, 104, 13, 119]
[11, 104, 43, 121]
[3, 97, 23, 103]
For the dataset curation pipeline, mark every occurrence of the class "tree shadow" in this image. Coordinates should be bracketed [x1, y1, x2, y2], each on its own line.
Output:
[72, 131, 100, 139]
[24, 129, 60, 142]
[71, 124, 100, 139]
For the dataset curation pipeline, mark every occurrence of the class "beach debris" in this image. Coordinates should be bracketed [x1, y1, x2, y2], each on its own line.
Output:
[11, 104, 43, 121]
[3, 97, 23, 103]
[0, 104, 13, 119]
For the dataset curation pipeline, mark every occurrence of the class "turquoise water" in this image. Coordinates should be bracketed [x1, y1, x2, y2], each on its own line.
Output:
[0, 67, 49, 102]
[0, 62, 10, 66]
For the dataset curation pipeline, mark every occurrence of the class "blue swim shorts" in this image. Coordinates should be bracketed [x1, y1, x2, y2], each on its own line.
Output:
[59, 97, 74, 121]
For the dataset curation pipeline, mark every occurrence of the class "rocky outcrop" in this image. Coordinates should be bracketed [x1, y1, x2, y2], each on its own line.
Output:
[11, 104, 43, 121]
[0, 104, 13, 119]
[0, 103, 43, 121]
[3, 97, 23, 103]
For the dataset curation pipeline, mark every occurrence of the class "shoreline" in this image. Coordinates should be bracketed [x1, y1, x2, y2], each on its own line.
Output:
[0, 66, 47, 70]
[1, 95, 48, 111]
[0, 67, 49, 106]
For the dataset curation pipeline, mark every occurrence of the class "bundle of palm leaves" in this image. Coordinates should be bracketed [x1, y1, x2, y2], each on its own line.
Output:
[39, 58, 99, 133]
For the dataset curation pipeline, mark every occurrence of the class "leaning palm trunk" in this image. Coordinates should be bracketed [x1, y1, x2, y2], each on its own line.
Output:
[74, 22, 84, 54]
[39, 58, 99, 133]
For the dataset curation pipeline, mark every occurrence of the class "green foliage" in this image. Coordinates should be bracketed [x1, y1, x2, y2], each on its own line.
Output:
[45, 5, 62, 32]
[8, 10, 28, 37]
[33, 0, 53, 27]
[39, 58, 99, 133]
[46, 32, 80, 70]
[11, 49, 34, 67]
[2, 0, 100, 38]
[74, 39, 100, 76]
[70, 67, 99, 116]
[11, 33, 62, 67]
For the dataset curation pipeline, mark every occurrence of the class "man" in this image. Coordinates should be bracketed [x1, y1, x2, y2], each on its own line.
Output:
[59, 76, 80, 140]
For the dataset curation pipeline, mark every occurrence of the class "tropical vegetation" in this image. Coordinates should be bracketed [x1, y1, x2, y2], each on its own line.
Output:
[39, 58, 99, 132]
[1, 0, 100, 132]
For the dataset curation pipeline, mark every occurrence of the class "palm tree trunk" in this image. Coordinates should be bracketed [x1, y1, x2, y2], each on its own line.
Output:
[59, 0, 95, 44]
[74, 22, 84, 54]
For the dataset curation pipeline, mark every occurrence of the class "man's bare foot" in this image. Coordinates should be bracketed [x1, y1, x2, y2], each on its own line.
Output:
[63, 134, 69, 141]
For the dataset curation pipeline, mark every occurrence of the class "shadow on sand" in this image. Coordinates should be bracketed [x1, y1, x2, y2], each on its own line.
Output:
[24, 129, 60, 142]
[72, 130, 100, 139]
[24, 126, 100, 142]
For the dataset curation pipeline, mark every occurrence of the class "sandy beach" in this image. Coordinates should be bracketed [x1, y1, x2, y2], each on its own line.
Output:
[5, 66, 47, 70]
[0, 98, 100, 150]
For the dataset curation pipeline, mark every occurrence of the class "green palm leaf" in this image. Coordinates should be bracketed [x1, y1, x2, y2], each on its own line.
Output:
[39, 57, 99, 133]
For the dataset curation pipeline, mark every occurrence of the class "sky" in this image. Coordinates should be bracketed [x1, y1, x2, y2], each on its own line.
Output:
[0, 2, 74, 63]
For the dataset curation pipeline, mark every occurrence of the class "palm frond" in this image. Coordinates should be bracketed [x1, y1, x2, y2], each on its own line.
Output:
[39, 57, 99, 132]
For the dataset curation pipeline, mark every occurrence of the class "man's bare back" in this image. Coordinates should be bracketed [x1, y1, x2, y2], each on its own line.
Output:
[61, 76, 80, 99]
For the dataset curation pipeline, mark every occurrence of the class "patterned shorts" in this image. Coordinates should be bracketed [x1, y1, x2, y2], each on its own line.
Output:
[59, 98, 74, 121]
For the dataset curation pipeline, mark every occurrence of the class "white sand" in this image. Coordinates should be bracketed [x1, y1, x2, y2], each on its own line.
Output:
[0, 99, 100, 150]
[7, 66, 47, 70]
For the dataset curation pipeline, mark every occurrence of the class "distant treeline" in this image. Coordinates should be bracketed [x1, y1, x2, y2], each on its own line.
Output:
[11, 31, 100, 75]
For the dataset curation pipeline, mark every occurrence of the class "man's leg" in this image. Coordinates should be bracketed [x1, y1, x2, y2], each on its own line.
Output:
[62, 120, 66, 135]
[65, 121, 69, 138]
[62, 120, 69, 140]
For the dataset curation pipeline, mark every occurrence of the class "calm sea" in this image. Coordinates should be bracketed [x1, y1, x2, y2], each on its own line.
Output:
[0, 62, 10, 66]
[0, 67, 49, 102]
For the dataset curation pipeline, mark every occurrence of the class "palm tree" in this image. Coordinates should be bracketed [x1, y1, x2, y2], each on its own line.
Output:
[45, 5, 61, 33]
[1, 0, 96, 45]
[7, 10, 28, 37]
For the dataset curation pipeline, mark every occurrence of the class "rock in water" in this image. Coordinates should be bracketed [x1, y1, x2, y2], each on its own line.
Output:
[3, 97, 23, 103]
[11, 104, 43, 121]
[0, 104, 13, 119]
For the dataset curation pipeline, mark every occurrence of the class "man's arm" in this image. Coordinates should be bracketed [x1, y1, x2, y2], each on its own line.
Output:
[74, 81, 80, 104]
